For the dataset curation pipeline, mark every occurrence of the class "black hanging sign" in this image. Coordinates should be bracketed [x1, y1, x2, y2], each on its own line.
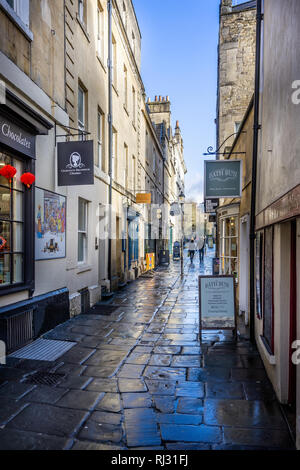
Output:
[57, 140, 94, 186]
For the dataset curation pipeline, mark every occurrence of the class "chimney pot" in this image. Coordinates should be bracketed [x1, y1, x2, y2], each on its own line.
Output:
[166, 96, 169, 101]
[176, 120, 179, 128]
[155, 96, 158, 102]
[159, 96, 162, 102]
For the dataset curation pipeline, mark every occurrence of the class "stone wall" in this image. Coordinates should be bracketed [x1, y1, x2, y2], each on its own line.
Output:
[217, 1, 256, 154]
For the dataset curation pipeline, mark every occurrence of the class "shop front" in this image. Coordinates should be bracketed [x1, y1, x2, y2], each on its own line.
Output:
[0, 90, 69, 353]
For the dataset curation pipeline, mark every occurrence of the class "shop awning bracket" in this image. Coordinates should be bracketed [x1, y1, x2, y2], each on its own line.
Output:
[55, 123, 91, 146]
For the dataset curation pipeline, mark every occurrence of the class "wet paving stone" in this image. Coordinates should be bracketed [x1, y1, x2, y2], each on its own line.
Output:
[166, 442, 211, 450]
[22, 385, 67, 404]
[133, 346, 153, 354]
[143, 366, 186, 382]
[157, 413, 203, 425]
[6, 403, 88, 437]
[124, 408, 161, 447]
[187, 367, 231, 382]
[145, 380, 176, 396]
[177, 397, 204, 415]
[153, 396, 175, 413]
[153, 346, 181, 355]
[53, 363, 87, 376]
[149, 354, 172, 367]
[122, 392, 152, 408]
[117, 364, 145, 378]
[72, 441, 126, 450]
[204, 399, 287, 428]
[160, 424, 222, 443]
[0, 429, 69, 450]
[0, 397, 27, 425]
[0, 366, 25, 382]
[176, 382, 205, 398]
[57, 375, 92, 390]
[204, 354, 244, 368]
[231, 368, 269, 382]
[171, 355, 202, 368]
[243, 381, 276, 401]
[206, 381, 245, 399]
[118, 379, 147, 393]
[223, 427, 295, 449]
[0, 381, 35, 400]
[126, 353, 151, 365]
[86, 378, 118, 393]
[59, 346, 96, 365]
[78, 419, 123, 443]
[56, 389, 104, 411]
[95, 393, 122, 412]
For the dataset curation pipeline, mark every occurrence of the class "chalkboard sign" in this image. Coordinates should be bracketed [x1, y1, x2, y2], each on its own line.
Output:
[198, 275, 236, 338]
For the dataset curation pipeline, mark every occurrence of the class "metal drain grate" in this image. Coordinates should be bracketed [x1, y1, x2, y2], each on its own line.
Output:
[86, 305, 119, 316]
[24, 371, 65, 386]
[9, 338, 76, 361]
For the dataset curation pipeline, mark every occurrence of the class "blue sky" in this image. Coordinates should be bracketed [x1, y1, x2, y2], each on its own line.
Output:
[132, 0, 220, 203]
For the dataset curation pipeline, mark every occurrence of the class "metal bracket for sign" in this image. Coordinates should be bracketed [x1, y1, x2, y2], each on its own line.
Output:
[54, 123, 91, 146]
[203, 131, 246, 156]
[198, 274, 237, 344]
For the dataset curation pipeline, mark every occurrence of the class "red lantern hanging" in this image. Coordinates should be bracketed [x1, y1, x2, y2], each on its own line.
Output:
[0, 164, 17, 184]
[0, 236, 7, 250]
[20, 172, 35, 188]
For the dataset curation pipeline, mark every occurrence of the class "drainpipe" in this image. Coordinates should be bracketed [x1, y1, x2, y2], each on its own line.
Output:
[249, 0, 263, 342]
[107, 0, 113, 289]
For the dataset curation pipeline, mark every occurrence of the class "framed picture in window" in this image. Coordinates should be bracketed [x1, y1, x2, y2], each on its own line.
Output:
[35, 187, 66, 260]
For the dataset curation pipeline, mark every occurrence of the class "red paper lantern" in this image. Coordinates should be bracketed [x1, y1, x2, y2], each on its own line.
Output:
[20, 172, 35, 188]
[0, 164, 17, 184]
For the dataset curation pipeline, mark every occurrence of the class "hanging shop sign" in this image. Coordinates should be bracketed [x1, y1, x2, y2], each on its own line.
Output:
[0, 115, 35, 159]
[57, 140, 94, 186]
[204, 160, 242, 198]
[136, 193, 151, 204]
[204, 198, 219, 214]
[35, 187, 66, 260]
[198, 275, 236, 338]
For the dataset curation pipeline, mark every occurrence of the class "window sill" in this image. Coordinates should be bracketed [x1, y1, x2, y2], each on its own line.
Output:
[259, 335, 276, 365]
[96, 53, 107, 73]
[76, 14, 90, 42]
[0, 0, 33, 41]
[77, 264, 92, 274]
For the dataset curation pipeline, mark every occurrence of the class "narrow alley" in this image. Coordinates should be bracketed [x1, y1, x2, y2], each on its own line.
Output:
[0, 250, 295, 450]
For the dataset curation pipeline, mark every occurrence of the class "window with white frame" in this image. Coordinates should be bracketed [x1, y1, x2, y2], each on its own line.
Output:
[78, 198, 88, 263]
[5, 0, 30, 27]
[78, 84, 86, 132]
[219, 215, 239, 279]
[97, 108, 104, 169]
[122, 2, 127, 31]
[153, 147, 156, 173]
[97, 2, 104, 59]
[132, 86, 136, 125]
[112, 36, 117, 88]
[123, 143, 128, 188]
[78, 0, 85, 24]
[112, 127, 117, 180]
[131, 31, 136, 56]
[123, 64, 128, 108]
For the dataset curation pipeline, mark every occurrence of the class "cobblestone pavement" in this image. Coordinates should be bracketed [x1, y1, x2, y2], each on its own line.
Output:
[0, 249, 295, 450]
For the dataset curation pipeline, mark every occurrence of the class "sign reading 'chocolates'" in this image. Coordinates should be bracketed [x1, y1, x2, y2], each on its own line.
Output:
[0, 116, 36, 158]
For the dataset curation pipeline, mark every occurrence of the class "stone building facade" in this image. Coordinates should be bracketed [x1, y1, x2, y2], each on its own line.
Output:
[217, 0, 256, 155]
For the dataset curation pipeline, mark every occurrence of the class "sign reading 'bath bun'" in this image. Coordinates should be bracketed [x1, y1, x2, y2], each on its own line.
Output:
[204, 160, 242, 198]
[57, 140, 94, 186]
[198, 275, 236, 332]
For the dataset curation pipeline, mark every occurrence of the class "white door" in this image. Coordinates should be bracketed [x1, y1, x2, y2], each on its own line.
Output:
[239, 215, 249, 325]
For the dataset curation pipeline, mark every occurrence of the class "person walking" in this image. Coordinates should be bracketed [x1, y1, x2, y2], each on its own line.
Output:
[188, 238, 197, 263]
[198, 236, 205, 262]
